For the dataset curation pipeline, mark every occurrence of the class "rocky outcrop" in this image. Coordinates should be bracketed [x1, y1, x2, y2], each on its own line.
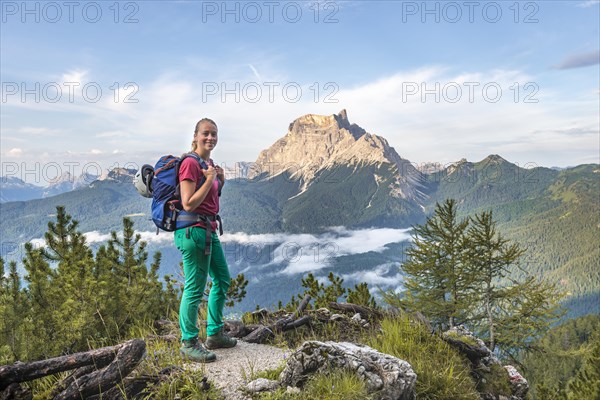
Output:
[249, 110, 425, 201]
[504, 365, 529, 399]
[279, 341, 417, 400]
[245, 377, 280, 393]
[442, 326, 529, 400]
[442, 325, 498, 368]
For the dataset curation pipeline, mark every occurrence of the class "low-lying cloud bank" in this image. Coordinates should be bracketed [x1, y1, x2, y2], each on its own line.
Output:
[25, 227, 412, 277]
[221, 227, 411, 275]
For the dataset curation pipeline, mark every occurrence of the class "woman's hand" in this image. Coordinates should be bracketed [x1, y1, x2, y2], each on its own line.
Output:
[204, 165, 217, 182]
[180, 166, 216, 212]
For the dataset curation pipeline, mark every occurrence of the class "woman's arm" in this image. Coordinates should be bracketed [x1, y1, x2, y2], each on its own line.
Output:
[180, 166, 216, 212]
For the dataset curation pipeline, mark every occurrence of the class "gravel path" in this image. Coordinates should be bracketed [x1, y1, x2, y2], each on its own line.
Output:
[186, 340, 289, 399]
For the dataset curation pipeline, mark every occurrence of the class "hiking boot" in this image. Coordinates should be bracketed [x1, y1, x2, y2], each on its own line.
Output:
[205, 330, 237, 350]
[180, 337, 216, 363]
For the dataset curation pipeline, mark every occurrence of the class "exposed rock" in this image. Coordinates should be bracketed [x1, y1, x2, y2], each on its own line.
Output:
[279, 341, 417, 400]
[285, 386, 301, 394]
[504, 365, 529, 399]
[246, 378, 280, 393]
[442, 325, 492, 364]
[442, 326, 529, 400]
[329, 313, 346, 322]
[316, 307, 331, 316]
[351, 313, 363, 322]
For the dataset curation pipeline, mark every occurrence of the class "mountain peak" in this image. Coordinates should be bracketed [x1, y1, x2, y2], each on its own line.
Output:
[250, 110, 424, 200]
[481, 154, 510, 164]
[48, 171, 74, 185]
[254, 111, 380, 180]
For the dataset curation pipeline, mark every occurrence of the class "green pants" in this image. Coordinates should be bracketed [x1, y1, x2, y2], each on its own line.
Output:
[174, 227, 231, 340]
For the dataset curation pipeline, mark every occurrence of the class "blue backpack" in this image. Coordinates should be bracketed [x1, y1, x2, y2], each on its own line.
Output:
[150, 152, 211, 232]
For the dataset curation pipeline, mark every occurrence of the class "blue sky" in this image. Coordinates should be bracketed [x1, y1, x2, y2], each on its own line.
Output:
[1, 0, 599, 184]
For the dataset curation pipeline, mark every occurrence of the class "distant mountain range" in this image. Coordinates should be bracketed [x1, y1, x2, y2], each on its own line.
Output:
[0, 172, 99, 202]
[1, 110, 598, 317]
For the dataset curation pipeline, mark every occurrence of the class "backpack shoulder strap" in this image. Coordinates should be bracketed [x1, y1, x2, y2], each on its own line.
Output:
[176, 153, 209, 197]
[182, 152, 208, 169]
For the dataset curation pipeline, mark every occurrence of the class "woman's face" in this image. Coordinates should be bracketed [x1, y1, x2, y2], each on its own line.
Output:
[194, 121, 218, 152]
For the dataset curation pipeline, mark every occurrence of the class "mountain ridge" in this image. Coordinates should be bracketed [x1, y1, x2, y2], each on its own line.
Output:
[1, 110, 598, 319]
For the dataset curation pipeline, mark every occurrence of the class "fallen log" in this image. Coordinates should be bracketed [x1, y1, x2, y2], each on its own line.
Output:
[243, 314, 313, 343]
[0, 383, 31, 400]
[86, 366, 183, 400]
[329, 302, 384, 320]
[0, 340, 135, 390]
[224, 320, 260, 338]
[49, 365, 100, 398]
[243, 325, 275, 343]
[54, 339, 146, 400]
[282, 315, 312, 331]
[292, 294, 311, 318]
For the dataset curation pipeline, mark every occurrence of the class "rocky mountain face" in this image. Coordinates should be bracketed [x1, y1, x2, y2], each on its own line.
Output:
[250, 110, 426, 203]
[42, 172, 99, 198]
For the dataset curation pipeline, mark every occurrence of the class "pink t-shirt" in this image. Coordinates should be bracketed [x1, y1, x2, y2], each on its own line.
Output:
[178, 156, 220, 231]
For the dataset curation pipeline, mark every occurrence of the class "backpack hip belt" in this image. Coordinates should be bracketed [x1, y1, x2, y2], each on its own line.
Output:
[180, 213, 223, 255]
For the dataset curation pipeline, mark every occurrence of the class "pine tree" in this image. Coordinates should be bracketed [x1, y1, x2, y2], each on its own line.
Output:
[0, 259, 29, 361]
[566, 333, 600, 399]
[300, 272, 346, 308]
[38, 206, 96, 353]
[466, 210, 525, 351]
[401, 199, 474, 329]
[102, 217, 167, 335]
[346, 283, 377, 308]
[494, 276, 563, 364]
[22, 241, 57, 358]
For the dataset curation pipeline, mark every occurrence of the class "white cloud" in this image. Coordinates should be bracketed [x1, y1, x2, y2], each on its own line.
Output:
[577, 0, 599, 7]
[248, 64, 262, 81]
[341, 263, 404, 287]
[61, 69, 89, 85]
[3, 64, 598, 173]
[267, 227, 410, 275]
[8, 148, 23, 156]
[28, 238, 46, 248]
[90, 149, 103, 155]
[84, 231, 112, 243]
[17, 127, 62, 136]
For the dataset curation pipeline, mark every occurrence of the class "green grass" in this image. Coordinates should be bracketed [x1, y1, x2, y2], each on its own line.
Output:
[443, 330, 480, 347]
[253, 363, 286, 381]
[475, 363, 512, 397]
[367, 316, 480, 400]
[127, 329, 222, 399]
[21, 321, 222, 400]
[252, 369, 373, 400]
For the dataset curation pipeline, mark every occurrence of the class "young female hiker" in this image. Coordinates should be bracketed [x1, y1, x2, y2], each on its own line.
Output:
[175, 118, 237, 363]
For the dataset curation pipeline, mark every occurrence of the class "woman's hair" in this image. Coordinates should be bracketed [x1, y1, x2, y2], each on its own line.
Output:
[191, 118, 218, 151]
